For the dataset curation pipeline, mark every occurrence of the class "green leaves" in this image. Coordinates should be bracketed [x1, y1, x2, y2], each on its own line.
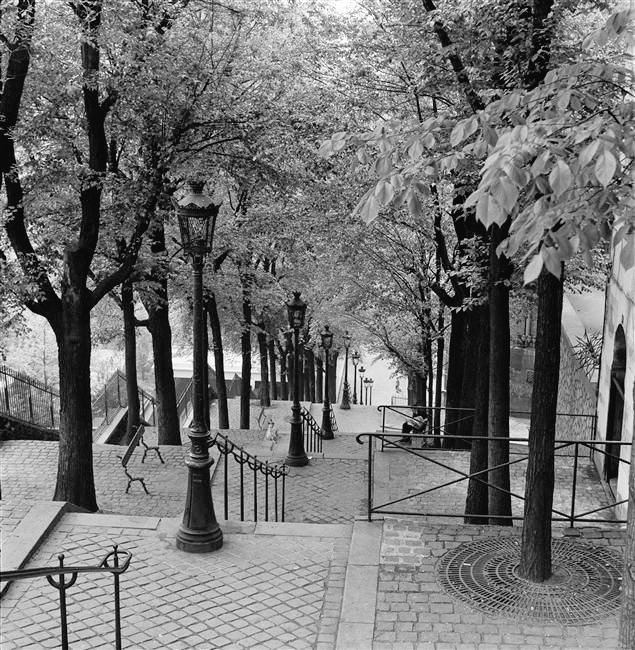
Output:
[549, 160, 573, 198]
[594, 149, 617, 187]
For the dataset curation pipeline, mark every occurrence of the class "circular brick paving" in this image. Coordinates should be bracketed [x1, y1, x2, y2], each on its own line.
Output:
[437, 537, 623, 625]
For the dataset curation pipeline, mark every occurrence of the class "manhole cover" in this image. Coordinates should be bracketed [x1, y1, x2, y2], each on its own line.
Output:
[437, 537, 623, 625]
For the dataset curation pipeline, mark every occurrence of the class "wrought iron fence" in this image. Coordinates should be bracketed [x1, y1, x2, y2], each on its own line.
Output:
[210, 431, 288, 522]
[0, 364, 60, 430]
[377, 404, 597, 454]
[356, 431, 630, 527]
[0, 546, 131, 650]
[92, 370, 156, 432]
[300, 406, 324, 454]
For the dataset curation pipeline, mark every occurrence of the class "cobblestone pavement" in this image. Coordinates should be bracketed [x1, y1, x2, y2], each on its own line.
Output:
[1, 515, 351, 649]
[375, 519, 625, 649]
[1, 409, 628, 650]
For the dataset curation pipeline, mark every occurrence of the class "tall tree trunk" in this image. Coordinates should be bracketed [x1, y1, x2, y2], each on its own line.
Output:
[122, 278, 140, 444]
[240, 296, 251, 429]
[141, 225, 181, 445]
[415, 372, 426, 413]
[287, 338, 295, 401]
[206, 294, 229, 429]
[433, 306, 445, 448]
[465, 302, 490, 523]
[619, 377, 635, 648]
[53, 298, 97, 511]
[268, 338, 278, 401]
[488, 228, 513, 525]
[257, 326, 270, 407]
[278, 340, 288, 401]
[302, 342, 311, 402]
[315, 355, 323, 404]
[202, 316, 210, 428]
[329, 350, 339, 402]
[519, 267, 563, 579]
[444, 309, 478, 448]
[306, 347, 316, 402]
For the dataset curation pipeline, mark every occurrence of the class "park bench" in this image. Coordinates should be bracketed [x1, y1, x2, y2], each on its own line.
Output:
[118, 425, 164, 494]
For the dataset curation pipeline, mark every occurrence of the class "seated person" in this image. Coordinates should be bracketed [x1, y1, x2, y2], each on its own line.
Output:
[399, 412, 428, 444]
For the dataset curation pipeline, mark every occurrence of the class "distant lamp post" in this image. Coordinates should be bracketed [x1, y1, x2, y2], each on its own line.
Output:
[175, 181, 223, 553]
[364, 378, 371, 405]
[351, 351, 360, 404]
[367, 378, 374, 405]
[285, 292, 309, 466]
[358, 365, 366, 406]
[340, 331, 352, 410]
[320, 325, 335, 439]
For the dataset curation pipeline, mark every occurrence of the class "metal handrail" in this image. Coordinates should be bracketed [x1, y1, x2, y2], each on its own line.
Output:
[376, 404, 598, 449]
[0, 546, 131, 650]
[300, 406, 324, 454]
[176, 378, 194, 425]
[210, 431, 288, 522]
[356, 431, 630, 527]
[0, 364, 60, 430]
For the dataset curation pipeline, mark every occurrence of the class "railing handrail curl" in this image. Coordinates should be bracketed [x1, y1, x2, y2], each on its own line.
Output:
[210, 431, 288, 478]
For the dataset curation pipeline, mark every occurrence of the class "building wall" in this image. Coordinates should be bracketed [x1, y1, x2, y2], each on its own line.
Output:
[595, 239, 635, 519]
[555, 309, 599, 442]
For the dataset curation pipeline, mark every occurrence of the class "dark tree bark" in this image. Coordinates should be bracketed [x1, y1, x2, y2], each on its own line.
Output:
[465, 302, 490, 523]
[444, 309, 478, 448]
[619, 378, 635, 648]
[315, 354, 323, 404]
[268, 338, 278, 401]
[202, 315, 210, 428]
[328, 350, 339, 403]
[302, 342, 311, 402]
[206, 294, 229, 429]
[122, 278, 140, 444]
[257, 325, 270, 407]
[287, 338, 295, 401]
[306, 347, 316, 402]
[141, 222, 181, 445]
[519, 267, 563, 579]
[240, 293, 252, 429]
[433, 306, 445, 448]
[488, 227, 513, 525]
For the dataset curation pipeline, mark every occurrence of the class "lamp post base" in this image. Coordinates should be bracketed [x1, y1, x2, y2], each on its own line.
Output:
[176, 456, 223, 553]
[284, 451, 310, 467]
[321, 407, 335, 440]
[340, 381, 351, 410]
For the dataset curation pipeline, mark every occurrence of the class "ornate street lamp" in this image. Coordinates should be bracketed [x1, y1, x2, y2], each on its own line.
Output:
[351, 351, 360, 404]
[285, 292, 309, 466]
[367, 378, 374, 405]
[340, 331, 352, 410]
[364, 377, 371, 405]
[320, 325, 335, 439]
[358, 365, 366, 405]
[175, 181, 223, 553]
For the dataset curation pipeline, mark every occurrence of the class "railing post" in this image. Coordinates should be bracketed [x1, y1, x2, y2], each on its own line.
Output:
[569, 442, 580, 529]
[265, 462, 269, 522]
[240, 448, 245, 521]
[28, 384, 34, 422]
[112, 545, 123, 650]
[224, 441, 229, 520]
[253, 456, 258, 522]
[367, 435, 373, 522]
[50, 393, 55, 428]
[382, 407, 386, 433]
[104, 387, 108, 424]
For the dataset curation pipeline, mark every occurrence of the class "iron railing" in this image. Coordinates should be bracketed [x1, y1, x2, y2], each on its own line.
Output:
[356, 431, 630, 527]
[377, 404, 598, 452]
[210, 431, 288, 522]
[0, 546, 131, 650]
[0, 364, 60, 430]
[175, 378, 193, 426]
[300, 406, 324, 454]
[92, 370, 156, 431]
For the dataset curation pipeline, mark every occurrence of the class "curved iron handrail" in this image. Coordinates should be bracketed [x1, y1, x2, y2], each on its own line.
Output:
[1, 546, 131, 650]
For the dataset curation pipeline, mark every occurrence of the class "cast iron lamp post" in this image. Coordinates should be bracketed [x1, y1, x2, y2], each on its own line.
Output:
[351, 351, 360, 404]
[367, 378, 374, 405]
[358, 365, 366, 405]
[285, 292, 309, 466]
[340, 331, 351, 410]
[175, 181, 223, 553]
[320, 325, 335, 439]
[364, 378, 371, 405]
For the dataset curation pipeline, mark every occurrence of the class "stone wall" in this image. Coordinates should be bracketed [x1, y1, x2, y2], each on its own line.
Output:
[555, 331, 598, 442]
